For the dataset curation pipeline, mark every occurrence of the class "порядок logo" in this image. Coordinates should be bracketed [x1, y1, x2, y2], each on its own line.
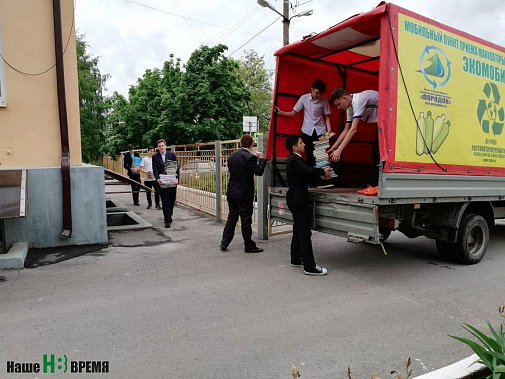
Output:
[419, 45, 451, 88]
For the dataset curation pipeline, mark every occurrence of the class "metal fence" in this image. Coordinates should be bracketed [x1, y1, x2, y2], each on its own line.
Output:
[101, 140, 259, 231]
[101, 139, 292, 236]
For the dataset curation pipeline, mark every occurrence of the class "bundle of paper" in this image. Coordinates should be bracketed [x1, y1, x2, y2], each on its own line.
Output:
[159, 174, 178, 188]
[313, 133, 337, 178]
[163, 160, 178, 175]
[132, 156, 142, 173]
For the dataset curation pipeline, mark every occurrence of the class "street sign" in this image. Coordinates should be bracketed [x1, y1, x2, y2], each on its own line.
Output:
[242, 116, 258, 133]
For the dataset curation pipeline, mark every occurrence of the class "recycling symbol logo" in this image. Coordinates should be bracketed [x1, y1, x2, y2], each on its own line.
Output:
[477, 82, 505, 135]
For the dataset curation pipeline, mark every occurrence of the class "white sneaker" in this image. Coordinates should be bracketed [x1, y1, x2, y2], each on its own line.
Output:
[304, 265, 328, 276]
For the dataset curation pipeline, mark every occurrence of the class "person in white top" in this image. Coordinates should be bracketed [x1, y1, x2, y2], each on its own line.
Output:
[328, 88, 380, 191]
[139, 146, 161, 209]
[275, 79, 332, 170]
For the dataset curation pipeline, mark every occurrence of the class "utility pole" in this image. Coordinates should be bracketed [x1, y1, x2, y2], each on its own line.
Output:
[257, 0, 313, 46]
[282, 0, 289, 46]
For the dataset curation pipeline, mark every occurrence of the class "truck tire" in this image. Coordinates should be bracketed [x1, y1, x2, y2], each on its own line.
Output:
[379, 227, 392, 242]
[436, 240, 456, 260]
[454, 214, 489, 265]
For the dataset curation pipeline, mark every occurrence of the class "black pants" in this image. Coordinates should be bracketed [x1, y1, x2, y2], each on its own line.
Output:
[221, 196, 255, 249]
[159, 186, 177, 223]
[371, 131, 380, 187]
[288, 204, 317, 270]
[301, 130, 321, 168]
[129, 173, 141, 204]
[144, 180, 160, 207]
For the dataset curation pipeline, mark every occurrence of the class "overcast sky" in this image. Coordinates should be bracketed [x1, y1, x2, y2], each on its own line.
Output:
[74, 0, 505, 97]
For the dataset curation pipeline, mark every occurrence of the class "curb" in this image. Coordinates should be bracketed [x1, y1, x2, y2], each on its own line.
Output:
[415, 354, 488, 379]
[0, 241, 29, 269]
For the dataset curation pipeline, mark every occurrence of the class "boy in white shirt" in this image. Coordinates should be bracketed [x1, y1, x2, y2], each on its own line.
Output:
[275, 79, 332, 169]
[139, 146, 161, 209]
[328, 88, 379, 195]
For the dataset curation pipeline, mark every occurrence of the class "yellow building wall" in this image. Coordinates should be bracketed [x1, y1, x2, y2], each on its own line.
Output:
[0, 0, 82, 167]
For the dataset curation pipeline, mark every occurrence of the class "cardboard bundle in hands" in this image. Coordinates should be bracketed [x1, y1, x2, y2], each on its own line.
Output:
[160, 160, 178, 188]
[313, 133, 337, 178]
[159, 174, 177, 188]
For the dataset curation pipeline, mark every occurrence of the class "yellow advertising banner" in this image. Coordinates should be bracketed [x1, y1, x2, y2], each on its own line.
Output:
[395, 13, 505, 168]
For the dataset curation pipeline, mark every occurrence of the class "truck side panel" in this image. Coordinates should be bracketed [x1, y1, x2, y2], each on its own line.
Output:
[270, 189, 379, 243]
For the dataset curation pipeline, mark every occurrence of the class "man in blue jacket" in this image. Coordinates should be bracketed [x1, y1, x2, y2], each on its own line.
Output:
[220, 134, 266, 253]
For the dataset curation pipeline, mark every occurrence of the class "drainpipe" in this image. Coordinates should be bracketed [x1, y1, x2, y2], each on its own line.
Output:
[53, 0, 72, 238]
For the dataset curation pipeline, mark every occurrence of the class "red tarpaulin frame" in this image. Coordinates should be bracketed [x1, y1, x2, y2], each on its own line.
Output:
[266, 2, 505, 178]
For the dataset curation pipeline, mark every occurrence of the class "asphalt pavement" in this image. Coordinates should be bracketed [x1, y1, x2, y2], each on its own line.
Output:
[2, 187, 505, 378]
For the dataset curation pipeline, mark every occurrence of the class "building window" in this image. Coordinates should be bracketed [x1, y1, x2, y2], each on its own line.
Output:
[0, 13, 5, 107]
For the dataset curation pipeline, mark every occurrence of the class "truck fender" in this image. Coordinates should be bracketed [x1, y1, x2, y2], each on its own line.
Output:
[427, 201, 494, 242]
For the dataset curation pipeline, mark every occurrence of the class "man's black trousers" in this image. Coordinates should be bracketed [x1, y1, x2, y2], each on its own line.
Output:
[288, 204, 317, 270]
[128, 173, 141, 204]
[144, 180, 160, 207]
[159, 186, 177, 223]
[221, 196, 255, 249]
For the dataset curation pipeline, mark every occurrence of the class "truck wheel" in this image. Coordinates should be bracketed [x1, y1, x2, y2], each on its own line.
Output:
[435, 240, 456, 260]
[455, 214, 489, 265]
[379, 227, 392, 242]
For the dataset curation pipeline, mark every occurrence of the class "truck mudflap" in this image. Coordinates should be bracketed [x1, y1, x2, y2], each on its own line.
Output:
[269, 189, 380, 244]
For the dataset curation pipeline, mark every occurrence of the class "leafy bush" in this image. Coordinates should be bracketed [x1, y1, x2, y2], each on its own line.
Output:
[450, 303, 505, 378]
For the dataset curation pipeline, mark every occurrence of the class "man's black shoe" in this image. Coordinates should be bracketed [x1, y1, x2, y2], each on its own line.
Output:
[156, 205, 162, 210]
[220, 244, 228, 251]
[245, 247, 263, 253]
[165, 221, 171, 228]
[134, 202, 140, 206]
[290, 260, 303, 267]
[147, 205, 152, 209]
[304, 265, 328, 276]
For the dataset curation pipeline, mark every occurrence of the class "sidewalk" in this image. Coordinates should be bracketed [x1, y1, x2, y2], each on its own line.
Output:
[1, 188, 503, 378]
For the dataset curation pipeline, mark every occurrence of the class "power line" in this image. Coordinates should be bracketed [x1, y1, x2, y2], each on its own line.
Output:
[212, 6, 262, 46]
[168, 0, 207, 42]
[0, 0, 76, 76]
[228, 16, 281, 57]
[123, 0, 279, 42]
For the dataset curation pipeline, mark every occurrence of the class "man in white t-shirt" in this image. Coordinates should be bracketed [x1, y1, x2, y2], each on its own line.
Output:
[275, 79, 332, 170]
[328, 88, 380, 193]
[139, 146, 161, 209]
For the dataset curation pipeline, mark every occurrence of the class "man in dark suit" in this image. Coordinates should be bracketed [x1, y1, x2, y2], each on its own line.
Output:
[220, 134, 266, 253]
[123, 144, 141, 206]
[152, 139, 179, 228]
[286, 135, 332, 275]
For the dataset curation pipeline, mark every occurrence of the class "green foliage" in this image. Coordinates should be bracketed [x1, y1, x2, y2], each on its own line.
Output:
[76, 33, 109, 162]
[450, 305, 505, 378]
[104, 45, 253, 156]
[234, 50, 273, 133]
[103, 92, 129, 158]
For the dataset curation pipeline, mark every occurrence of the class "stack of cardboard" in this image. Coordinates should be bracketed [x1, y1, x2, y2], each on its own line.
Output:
[313, 133, 337, 179]
[160, 160, 178, 188]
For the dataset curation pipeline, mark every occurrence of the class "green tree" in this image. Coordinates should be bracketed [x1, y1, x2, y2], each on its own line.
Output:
[76, 33, 109, 163]
[103, 92, 129, 157]
[105, 44, 250, 150]
[180, 44, 250, 142]
[234, 50, 273, 133]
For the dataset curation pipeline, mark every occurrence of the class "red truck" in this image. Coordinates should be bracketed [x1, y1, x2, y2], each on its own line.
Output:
[267, 2, 505, 264]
